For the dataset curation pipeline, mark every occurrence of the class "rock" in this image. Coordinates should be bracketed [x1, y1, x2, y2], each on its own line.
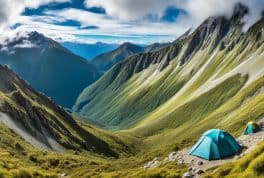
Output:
[144, 161, 152, 169]
[144, 160, 161, 169]
[182, 172, 194, 178]
[234, 155, 241, 160]
[163, 157, 168, 162]
[197, 161, 203, 166]
[151, 160, 160, 168]
[195, 169, 204, 174]
[188, 167, 193, 172]
[178, 159, 184, 164]
[60, 173, 67, 178]
[153, 157, 159, 161]
[168, 152, 177, 161]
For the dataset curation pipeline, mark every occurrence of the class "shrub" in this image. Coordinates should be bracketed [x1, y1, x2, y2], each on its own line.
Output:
[49, 159, 60, 167]
[14, 142, 24, 151]
[11, 169, 32, 178]
[29, 154, 38, 163]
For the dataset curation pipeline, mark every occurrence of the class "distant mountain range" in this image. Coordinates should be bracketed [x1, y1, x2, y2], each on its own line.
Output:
[91, 42, 170, 73]
[61, 42, 118, 60]
[0, 32, 99, 108]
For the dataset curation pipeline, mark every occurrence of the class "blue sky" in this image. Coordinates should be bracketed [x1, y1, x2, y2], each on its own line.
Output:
[0, 0, 263, 44]
[20, 0, 185, 44]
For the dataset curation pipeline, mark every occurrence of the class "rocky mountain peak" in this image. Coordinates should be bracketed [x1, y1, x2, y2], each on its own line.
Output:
[119, 42, 143, 51]
[231, 3, 249, 20]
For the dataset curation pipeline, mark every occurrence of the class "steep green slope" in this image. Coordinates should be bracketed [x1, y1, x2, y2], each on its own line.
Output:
[74, 4, 264, 133]
[0, 65, 119, 157]
[91, 42, 144, 73]
[0, 32, 99, 108]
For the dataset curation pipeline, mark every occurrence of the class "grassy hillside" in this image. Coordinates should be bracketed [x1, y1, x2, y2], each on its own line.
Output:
[74, 14, 264, 132]
[0, 65, 128, 157]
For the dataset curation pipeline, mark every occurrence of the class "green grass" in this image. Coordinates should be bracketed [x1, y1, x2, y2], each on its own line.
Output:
[204, 141, 264, 178]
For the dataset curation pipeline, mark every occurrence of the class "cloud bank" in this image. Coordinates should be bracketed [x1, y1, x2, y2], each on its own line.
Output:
[85, 0, 263, 30]
[0, 0, 263, 44]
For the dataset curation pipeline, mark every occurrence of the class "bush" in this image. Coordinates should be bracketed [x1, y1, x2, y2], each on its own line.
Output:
[29, 154, 38, 163]
[11, 169, 32, 178]
[49, 159, 60, 167]
[0, 171, 6, 178]
[14, 142, 24, 151]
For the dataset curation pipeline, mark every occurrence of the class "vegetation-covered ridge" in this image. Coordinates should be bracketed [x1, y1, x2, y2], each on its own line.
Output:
[0, 65, 122, 157]
[73, 4, 264, 133]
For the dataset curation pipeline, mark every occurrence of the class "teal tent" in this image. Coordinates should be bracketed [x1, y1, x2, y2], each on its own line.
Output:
[243, 121, 261, 135]
[189, 129, 240, 160]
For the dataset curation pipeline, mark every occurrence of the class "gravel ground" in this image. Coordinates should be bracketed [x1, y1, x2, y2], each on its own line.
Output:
[144, 118, 264, 178]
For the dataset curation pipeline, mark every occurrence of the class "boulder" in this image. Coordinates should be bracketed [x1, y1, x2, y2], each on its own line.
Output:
[153, 157, 159, 161]
[234, 155, 241, 160]
[151, 160, 160, 168]
[144, 160, 161, 169]
[168, 152, 177, 161]
[178, 159, 184, 164]
[197, 161, 203, 166]
[195, 169, 204, 174]
[144, 161, 152, 169]
[182, 172, 194, 178]
[60, 173, 67, 178]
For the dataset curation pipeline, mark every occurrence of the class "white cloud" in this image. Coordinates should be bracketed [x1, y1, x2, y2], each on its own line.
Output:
[0, 0, 24, 31]
[25, 0, 70, 9]
[45, 8, 122, 29]
[0, 0, 263, 44]
[0, 0, 71, 31]
[85, 0, 182, 21]
[0, 0, 72, 44]
[85, 0, 264, 30]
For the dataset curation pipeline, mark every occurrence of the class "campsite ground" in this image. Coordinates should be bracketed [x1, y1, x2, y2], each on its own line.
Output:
[179, 129, 264, 171]
[143, 118, 264, 177]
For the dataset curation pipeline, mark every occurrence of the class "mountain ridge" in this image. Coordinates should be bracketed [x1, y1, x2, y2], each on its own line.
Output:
[0, 31, 100, 108]
[0, 64, 118, 157]
[73, 4, 264, 133]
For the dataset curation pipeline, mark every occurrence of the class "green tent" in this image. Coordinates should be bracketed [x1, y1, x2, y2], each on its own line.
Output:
[189, 129, 240, 160]
[243, 121, 261, 135]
